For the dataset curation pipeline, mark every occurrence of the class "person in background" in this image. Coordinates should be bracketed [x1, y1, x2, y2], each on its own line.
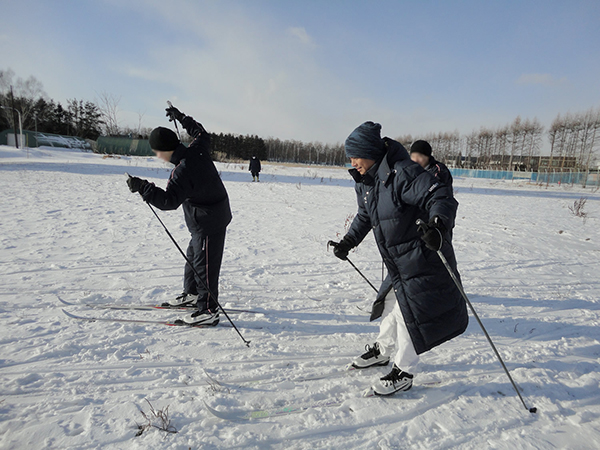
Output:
[409, 140, 453, 190]
[249, 155, 261, 182]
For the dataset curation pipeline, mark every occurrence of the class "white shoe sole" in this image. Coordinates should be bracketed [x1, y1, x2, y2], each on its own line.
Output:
[182, 314, 219, 326]
[372, 379, 413, 396]
[166, 295, 199, 307]
[351, 357, 391, 369]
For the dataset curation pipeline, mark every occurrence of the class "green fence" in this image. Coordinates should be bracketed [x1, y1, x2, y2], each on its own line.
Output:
[95, 136, 153, 156]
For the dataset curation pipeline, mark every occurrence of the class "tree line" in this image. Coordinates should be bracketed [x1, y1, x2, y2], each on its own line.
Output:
[397, 110, 600, 172]
[2, 68, 598, 170]
[209, 132, 268, 161]
[264, 138, 346, 166]
[0, 69, 104, 140]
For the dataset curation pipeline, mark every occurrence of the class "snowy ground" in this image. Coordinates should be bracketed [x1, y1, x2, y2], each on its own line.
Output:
[0, 145, 599, 449]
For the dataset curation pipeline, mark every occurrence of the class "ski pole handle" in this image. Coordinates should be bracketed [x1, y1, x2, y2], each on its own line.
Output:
[166, 101, 182, 140]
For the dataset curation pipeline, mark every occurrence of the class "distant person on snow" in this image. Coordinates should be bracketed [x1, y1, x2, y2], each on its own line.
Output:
[329, 122, 467, 396]
[126, 105, 232, 326]
[409, 140, 453, 191]
[249, 156, 261, 182]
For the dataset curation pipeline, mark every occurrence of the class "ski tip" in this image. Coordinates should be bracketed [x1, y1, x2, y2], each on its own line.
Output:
[362, 387, 375, 398]
[56, 295, 73, 306]
[345, 363, 357, 371]
[203, 401, 225, 420]
[61, 309, 88, 320]
[203, 401, 247, 421]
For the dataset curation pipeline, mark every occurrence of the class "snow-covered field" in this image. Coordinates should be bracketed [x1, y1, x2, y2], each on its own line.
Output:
[1, 145, 599, 449]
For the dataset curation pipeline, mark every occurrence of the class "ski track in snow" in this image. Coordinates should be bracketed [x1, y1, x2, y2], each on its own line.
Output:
[0, 145, 600, 449]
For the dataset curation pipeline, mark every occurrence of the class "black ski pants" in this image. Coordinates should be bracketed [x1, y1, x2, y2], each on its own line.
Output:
[183, 228, 226, 313]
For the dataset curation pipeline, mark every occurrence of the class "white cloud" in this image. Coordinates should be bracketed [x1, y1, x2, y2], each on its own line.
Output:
[287, 27, 314, 46]
[104, 1, 369, 143]
[516, 73, 568, 87]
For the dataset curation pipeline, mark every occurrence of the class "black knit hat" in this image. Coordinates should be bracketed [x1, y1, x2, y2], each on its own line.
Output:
[344, 122, 386, 160]
[149, 127, 179, 152]
[410, 140, 432, 158]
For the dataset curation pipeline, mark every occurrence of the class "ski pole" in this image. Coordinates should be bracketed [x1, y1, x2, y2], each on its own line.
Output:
[144, 199, 251, 347]
[327, 241, 379, 293]
[416, 219, 537, 413]
[346, 257, 379, 294]
[166, 100, 182, 141]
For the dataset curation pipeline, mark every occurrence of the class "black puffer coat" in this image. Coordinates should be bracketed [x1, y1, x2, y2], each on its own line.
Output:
[344, 138, 468, 355]
[141, 116, 232, 235]
[249, 157, 261, 173]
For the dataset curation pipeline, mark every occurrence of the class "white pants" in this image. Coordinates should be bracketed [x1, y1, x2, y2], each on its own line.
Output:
[376, 289, 419, 374]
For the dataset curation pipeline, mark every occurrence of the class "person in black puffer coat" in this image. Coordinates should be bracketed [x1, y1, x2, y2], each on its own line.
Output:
[249, 156, 261, 182]
[127, 105, 232, 326]
[329, 122, 467, 396]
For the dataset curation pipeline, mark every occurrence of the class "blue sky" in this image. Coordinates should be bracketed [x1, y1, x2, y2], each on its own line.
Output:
[1, 0, 599, 145]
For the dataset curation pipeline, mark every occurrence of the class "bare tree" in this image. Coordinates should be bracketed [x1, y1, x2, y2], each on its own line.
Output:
[493, 125, 509, 169]
[136, 110, 146, 136]
[507, 116, 524, 170]
[578, 108, 600, 174]
[521, 118, 544, 170]
[475, 127, 494, 169]
[96, 91, 121, 136]
[0, 69, 47, 130]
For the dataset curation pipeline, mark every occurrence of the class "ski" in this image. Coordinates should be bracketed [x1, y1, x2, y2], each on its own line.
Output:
[203, 363, 362, 388]
[204, 381, 447, 421]
[204, 398, 343, 421]
[203, 370, 506, 421]
[57, 296, 262, 315]
[203, 364, 451, 395]
[61, 309, 262, 329]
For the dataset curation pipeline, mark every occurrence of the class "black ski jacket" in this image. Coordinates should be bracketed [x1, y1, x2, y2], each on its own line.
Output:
[344, 138, 468, 355]
[141, 116, 232, 235]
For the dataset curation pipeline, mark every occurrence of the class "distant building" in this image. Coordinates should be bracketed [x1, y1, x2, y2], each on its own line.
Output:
[537, 156, 578, 172]
[443, 154, 580, 172]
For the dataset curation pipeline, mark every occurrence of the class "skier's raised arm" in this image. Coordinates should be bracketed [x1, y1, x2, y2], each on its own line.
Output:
[166, 105, 210, 152]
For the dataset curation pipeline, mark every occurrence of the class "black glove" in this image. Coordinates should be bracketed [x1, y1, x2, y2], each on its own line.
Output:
[127, 176, 149, 194]
[417, 216, 445, 251]
[166, 105, 185, 123]
[328, 237, 354, 261]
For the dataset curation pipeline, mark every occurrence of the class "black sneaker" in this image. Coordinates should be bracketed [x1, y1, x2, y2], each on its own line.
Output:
[162, 293, 198, 307]
[351, 342, 390, 369]
[371, 364, 413, 396]
[182, 310, 220, 326]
